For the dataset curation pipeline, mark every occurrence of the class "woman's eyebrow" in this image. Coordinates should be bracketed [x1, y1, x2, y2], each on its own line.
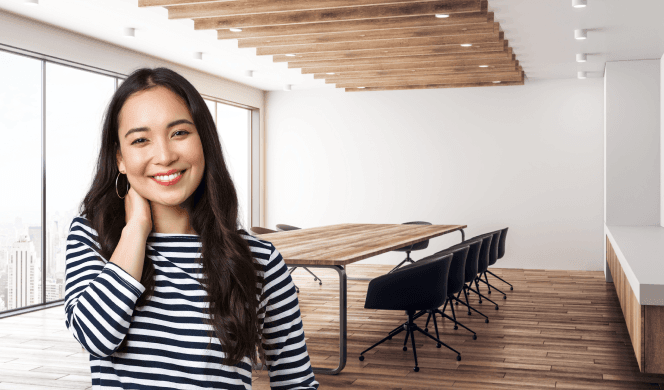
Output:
[125, 119, 194, 138]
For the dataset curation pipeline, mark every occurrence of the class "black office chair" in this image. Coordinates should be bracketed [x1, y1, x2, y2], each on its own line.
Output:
[454, 237, 491, 323]
[388, 221, 432, 274]
[275, 224, 322, 286]
[486, 227, 513, 291]
[359, 251, 460, 372]
[250, 226, 302, 294]
[478, 228, 509, 299]
[464, 231, 502, 310]
[422, 242, 480, 339]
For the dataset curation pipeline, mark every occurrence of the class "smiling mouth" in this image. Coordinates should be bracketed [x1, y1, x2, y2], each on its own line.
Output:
[151, 169, 186, 185]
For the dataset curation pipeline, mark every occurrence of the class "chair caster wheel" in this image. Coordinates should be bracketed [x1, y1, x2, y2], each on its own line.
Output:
[488, 291, 491, 294]
[456, 355, 461, 361]
[414, 366, 419, 372]
[453, 326, 458, 330]
[319, 282, 322, 286]
[455, 301, 459, 305]
[495, 305, 499, 310]
[510, 286, 514, 291]
[403, 346, 407, 351]
[467, 312, 471, 316]
[503, 295, 507, 300]
[472, 334, 477, 340]
[478, 300, 482, 304]
[485, 318, 489, 323]
[359, 355, 364, 361]
[436, 343, 441, 348]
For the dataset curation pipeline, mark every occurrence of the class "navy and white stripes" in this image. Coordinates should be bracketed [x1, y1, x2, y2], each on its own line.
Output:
[64, 215, 319, 389]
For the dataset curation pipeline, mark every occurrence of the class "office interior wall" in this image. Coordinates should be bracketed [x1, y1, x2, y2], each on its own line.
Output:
[265, 78, 604, 270]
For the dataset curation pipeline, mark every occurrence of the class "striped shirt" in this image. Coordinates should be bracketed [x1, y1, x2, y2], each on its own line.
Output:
[64, 215, 319, 390]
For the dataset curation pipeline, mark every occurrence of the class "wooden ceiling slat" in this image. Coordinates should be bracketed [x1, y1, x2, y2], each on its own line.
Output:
[167, 0, 476, 19]
[272, 41, 507, 62]
[345, 79, 524, 92]
[334, 72, 524, 88]
[313, 64, 518, 79]
[236, 22, 496, 48]
[183, 0, 483, 28]
[329, 69, 523, 84]
[288, 48, 512, 68]
[139, 0, 235, 6]
[213, 12, 493, 38]
[255, 32, 501, 56]
[300, 57, 516, 74]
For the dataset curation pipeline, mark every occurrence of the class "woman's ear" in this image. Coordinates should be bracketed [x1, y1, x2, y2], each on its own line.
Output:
[116, 147, 125, 173]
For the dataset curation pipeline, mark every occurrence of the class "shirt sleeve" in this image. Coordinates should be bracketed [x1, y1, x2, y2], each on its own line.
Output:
[63, 217, 146, 358]
[260, 245, 319, 390]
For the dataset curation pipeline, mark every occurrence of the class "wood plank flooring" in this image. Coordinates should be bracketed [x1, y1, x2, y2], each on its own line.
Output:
[1, 266, 664, 389]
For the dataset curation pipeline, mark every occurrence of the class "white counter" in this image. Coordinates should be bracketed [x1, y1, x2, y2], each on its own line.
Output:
[605, 225, 664, 305]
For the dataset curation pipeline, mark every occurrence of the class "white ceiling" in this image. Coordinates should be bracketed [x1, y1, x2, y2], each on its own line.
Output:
[1, 0, 663, 91]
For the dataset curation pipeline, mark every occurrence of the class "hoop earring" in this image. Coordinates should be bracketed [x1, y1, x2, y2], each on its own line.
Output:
[116, 172, 130, 199]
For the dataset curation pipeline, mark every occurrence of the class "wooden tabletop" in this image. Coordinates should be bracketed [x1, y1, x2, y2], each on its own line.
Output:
[254, 223, 466, 266]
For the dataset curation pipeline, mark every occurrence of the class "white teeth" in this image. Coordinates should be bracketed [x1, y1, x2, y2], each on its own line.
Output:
[153, 171, 182, 181]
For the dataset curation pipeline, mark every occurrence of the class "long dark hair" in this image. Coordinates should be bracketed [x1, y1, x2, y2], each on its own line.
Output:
[79, 67, 266, 367]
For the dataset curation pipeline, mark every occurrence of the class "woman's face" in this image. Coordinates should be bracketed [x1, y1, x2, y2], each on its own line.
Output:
[116, 85, 205, 208]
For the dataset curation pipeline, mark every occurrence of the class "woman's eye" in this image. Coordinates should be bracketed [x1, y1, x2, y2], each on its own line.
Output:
[131, 130, 190, 145]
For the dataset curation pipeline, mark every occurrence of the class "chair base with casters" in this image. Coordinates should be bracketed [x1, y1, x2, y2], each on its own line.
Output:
[467, 276, 500, 310]
[477, 271, 508, 300]
[359, 310, 461, 372]
[486, 270, 514, 290]
[423, 296, 478, 340]
[388, 251, 416, 274]
[455, 283, 490, 323]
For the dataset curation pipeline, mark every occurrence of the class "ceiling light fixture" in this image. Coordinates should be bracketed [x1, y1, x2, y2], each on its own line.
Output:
[123, 27, 136, 38]
[285, 54, 297, 57]
[229, 27, 243, 32]
[479, 65, 489, 68]
[575, 29, 587, 40]
[461, 43, 473, 47]
[24, 0, 39, 5]
[493, 81, 502, 84]
[435, 14, 450, 18]
[244, 70, 255, 77]
[193, 52, 203, 60]
[284, 84, 292, 91]
[326, 72, 335, 75]
[576, 53, 587, 62]
[578, 71, 587, 79]
[573, 0, 588, 8]
[358, 87, 366, 89]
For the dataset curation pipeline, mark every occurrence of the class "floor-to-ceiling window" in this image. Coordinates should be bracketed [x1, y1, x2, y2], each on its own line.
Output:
[0, 47, 257, 316]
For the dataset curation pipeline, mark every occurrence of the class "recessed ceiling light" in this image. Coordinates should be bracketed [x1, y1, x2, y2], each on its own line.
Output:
[479, 65, 489, 68]
[284, 84, 292, 91]
[193, 52, 203, 60]
[573, 0, 588, 8]
[285, 54, 297, 57]
[244, 70, 255, 77]
[578, 71, 587, 79]
[435, 14, 450, 18]
[575, 29, 587, 40]
[229, 27, 243, 32]
[493, 81, 502, 84]
[123, 27, 136, 38]
[576, 53, 588, 62]
[358, 87, 366, 89]
[461, 43, 473, 47]
[24, 0, 38, 5]
[326, 72, 335, 75]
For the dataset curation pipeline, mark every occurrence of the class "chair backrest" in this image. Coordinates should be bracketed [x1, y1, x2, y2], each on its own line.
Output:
[487, 230, 501, 266]
[250, 226, 277, 235]
[449, 239, 482, 285]
[393, 221, 432, 252]
[433, 245, 469, 296]
[364, 251, 453, 312]
[497, 227, 509, 259]
[468, 234, 493, 274]
[276, 224, 300, 231]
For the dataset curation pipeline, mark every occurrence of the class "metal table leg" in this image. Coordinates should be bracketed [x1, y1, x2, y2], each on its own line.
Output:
[295, 264, 347, 375]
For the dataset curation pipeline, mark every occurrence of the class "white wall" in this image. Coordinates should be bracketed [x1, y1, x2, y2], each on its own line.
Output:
[662, 55, 664, 228]
[266, 79, 604, 270]
[605, 60, 660, 227]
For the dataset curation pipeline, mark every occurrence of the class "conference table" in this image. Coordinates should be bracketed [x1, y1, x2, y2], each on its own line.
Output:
[255, 223, 466, 375]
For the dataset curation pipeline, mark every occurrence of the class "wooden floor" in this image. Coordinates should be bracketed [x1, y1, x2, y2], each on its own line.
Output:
[1, 266, 664, 389]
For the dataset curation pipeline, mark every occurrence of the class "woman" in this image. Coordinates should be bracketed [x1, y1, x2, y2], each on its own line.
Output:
[64, 67, 319, 389]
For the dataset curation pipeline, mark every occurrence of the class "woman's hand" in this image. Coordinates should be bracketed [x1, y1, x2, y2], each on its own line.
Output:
[124, 185, 153, 235]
